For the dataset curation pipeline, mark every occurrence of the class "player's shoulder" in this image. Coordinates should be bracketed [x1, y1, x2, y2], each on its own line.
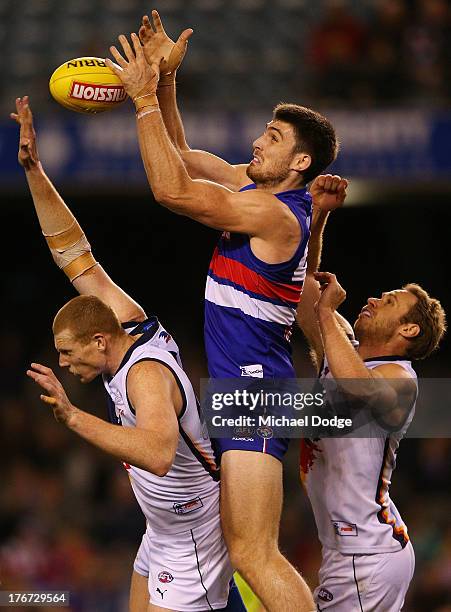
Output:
[126, 357, 178, 394]
[234, 185, 298, 218]
[372, 362, 415, 380]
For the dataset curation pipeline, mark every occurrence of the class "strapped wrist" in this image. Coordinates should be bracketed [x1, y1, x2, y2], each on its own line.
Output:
[158, 72, 176, 87]
[133, 83, 158, 111]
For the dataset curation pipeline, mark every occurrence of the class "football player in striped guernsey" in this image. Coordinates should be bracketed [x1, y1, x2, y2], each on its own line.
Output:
[106, 13, 347, 612]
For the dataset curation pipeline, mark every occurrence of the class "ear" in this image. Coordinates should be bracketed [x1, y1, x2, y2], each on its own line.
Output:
[93, 333, 107, 352]
[291, 152, 311, 174]
[399, 323, 420, 339]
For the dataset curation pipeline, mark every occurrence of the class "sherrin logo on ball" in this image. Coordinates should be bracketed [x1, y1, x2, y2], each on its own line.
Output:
[49, 57, 127, 114]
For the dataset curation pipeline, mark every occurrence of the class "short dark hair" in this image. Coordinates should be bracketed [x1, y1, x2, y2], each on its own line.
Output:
[53, 295, 124, 344]
[400, 283, 447, 360]
[273, 103, 338, 184]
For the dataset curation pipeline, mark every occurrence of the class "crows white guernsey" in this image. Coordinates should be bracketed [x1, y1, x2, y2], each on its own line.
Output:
[102, 317, 220, 533]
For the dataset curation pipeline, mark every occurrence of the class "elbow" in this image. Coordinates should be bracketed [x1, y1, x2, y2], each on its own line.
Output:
[152, 186, 189, 214]
[147, 450, 175, 478]
[153, 462, 171, 478]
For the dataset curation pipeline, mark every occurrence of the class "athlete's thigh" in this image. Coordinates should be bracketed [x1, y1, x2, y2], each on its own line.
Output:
[362, 542, 415, 612]
[130, 570, 151, 612]
[220, 450, 283, 545]
[315, 544, 415, 612]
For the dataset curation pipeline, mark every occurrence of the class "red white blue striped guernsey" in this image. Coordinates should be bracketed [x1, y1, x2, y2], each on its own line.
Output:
[205, 183, 312, 378]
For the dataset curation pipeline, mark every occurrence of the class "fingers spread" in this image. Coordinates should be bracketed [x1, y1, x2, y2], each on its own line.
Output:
[152, 9, 166, 33]
[109, 46, 127, 69]
[178, 28, 193, 44]
[30, 362, 52, 375]
[118, 34, 135, 63]
[131, 32, 143, 58]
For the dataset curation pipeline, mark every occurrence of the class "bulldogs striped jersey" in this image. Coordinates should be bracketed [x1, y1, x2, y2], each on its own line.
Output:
[301, 352, 417, 553]
[205, 184, 312, 378]
[103, 318, 220, 533]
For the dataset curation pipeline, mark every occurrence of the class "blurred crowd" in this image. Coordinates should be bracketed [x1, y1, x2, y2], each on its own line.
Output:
[1, 326, 450, 611]
[304, 0, 451, 107]
[1, 0, 451, 115]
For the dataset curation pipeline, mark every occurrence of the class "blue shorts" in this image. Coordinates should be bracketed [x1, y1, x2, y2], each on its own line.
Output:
[213, 435, 290, 463]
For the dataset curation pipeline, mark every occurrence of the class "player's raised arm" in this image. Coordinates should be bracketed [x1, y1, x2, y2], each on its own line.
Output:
[297, 175, 348, 370]
[11, 97, 145, 324]
[107, 36, 300, 238]
[27, 360, 180, 475]
[314, 272, 417, 428]
[138, 10, 249, 192]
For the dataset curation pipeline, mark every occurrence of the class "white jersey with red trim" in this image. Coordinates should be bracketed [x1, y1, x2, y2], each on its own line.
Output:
[301, 352, 417, 554]
[103, 318, 220, 534]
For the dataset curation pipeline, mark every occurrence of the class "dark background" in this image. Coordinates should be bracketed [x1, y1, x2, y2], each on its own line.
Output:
[1, 0, 451, 610]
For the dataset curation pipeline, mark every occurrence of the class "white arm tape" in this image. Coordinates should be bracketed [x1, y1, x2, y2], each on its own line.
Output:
[50, 234, 93, 270]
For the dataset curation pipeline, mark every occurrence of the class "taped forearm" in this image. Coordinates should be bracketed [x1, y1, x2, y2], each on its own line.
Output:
[43, 220, 98, 282]
[24, 165, 98, 282]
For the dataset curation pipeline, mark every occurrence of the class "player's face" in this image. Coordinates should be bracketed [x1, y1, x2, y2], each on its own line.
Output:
[247, 120, 300, 186]
[354, 290, 418, 344]
[54, 329, 106, 383]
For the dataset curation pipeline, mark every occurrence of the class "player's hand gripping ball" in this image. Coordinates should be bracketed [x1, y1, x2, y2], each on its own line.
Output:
[49, 57, 128, 114]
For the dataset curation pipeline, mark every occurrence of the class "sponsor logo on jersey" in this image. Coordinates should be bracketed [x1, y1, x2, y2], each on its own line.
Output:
[240, 364, 263, 378]
[257, 426, 273, 439]
[232, 437, 255, 442]
[173, 496, 204, 515]
[69, 81, 126, 103]
[221, 231, 231, 240]
[332, 521, 358, 537]
[318, 588, 334, 602]
[156, 588, 167, 599]
[158, 571, 174, 584]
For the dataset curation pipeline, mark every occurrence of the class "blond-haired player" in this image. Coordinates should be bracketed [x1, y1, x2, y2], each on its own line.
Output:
[297, 212, 446, 610]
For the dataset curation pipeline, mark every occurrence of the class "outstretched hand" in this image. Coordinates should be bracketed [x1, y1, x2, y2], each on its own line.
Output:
[106, 33, 161, 101]
[310, 174, 348, 212]
[139, 9, 193, 77]
[10, 96, 40, 170]
[27, 363, 77, 426]
[314, 271, 347, 313]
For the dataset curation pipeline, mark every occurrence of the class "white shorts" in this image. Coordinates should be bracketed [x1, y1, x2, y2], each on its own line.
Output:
[315, 542, 415, 611]
[134, 513, 232, 611]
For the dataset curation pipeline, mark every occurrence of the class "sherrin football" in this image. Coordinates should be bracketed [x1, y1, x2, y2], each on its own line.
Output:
[49, 57, 127, 114]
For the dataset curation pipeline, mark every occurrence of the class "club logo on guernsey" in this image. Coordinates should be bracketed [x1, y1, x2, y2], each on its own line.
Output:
[158, 571, 174, 583]
[69, 81, 127, 103]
